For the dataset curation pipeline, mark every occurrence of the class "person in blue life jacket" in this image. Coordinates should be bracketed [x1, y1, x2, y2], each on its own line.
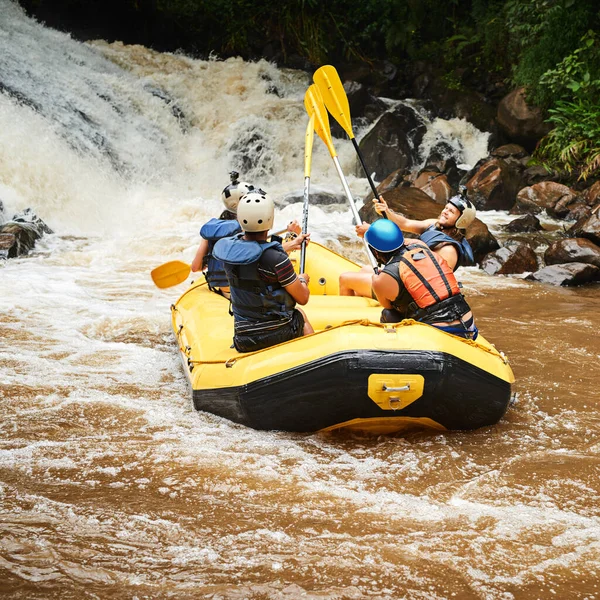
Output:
[212, 190, 314, 353]
[191, 171, 303, 297]
[365, 219, 478, 339]
[339, 188, 477, 297]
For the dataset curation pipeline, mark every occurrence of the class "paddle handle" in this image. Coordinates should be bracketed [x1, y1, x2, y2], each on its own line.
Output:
[351, 138, 388, 219]
[300, 175, 310, 273]
[332, 156, 378, 271]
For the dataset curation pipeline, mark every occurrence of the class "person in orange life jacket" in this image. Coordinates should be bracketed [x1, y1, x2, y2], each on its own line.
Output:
[212, 190, 314, 353]
[191, 171, 305, 297]
[365, 219, 478, 339]
[339, 189, 476, 297]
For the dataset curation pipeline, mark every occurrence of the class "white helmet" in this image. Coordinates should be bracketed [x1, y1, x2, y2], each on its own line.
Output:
[237, 189, 274, 232]
[448, 193, 476, 229]
[221, 171, 254, 214]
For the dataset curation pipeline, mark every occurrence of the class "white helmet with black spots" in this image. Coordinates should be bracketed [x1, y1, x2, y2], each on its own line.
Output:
[448, 191, 476, 230]
[237, 189, 274, 233]
[221, 171, 254, 214]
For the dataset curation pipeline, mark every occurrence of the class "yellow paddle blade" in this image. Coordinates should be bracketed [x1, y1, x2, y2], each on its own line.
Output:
[313, 65, 354, 140]
[304, 114, 315, 178]
[304, 84, 337, 158]
[150, 260, 191, 289]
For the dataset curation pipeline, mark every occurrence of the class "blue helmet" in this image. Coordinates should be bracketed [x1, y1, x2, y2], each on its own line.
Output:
[364, 219, 404, 253]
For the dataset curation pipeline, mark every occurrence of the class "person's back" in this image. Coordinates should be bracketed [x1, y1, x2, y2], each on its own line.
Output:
[213, 190, 314, 353]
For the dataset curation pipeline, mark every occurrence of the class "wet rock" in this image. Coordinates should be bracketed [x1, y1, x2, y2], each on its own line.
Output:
[491, 144, 529, 160]
[583, 181, 600, 207]
[358, 104, 427, 180]
[505, 214, 543, 233]
[145, 84, 189, 131]
[412, 171, 452, 205]
[526, 262, 600, 286]
[512, 181, 577, 216]
[464, 220, 500, 264]
[567, 207, 600, 245]
[544, 238, 600, 268]
[465, 157, 523, 210]
[481, 241, 538, 275]
[0, 209, 53, 259]
[359, 186, 437, 223]
[497, 87, 552, 152]
[522, 165, 555, 187]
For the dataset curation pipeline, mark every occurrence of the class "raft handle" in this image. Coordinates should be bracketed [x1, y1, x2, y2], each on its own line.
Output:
[383, 384, 410, 392]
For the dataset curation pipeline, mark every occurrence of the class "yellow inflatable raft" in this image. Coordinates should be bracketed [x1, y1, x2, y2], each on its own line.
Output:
[171, 242, 514, 434]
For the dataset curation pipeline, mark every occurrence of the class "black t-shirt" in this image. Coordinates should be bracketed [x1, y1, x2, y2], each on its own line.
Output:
[256, 245, 297, 287]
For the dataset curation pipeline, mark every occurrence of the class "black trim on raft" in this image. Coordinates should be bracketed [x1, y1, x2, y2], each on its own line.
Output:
[192, 350, 511, 433]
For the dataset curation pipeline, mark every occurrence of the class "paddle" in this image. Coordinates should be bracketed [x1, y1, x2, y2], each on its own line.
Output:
[313, 65, 388, 219]
[303, 84, 378, 271]
[151, 228, 292, 289]
[151, 260, 191, 289]
[300, 114, 314, 273]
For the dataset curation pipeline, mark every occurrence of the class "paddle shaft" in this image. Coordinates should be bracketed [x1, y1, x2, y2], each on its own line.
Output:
[300, 175, 310, 273]
[351, 138, 388, 219]
[332, 156, 378, 271]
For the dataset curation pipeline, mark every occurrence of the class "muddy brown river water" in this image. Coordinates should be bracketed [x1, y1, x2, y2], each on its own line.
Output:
[2, 251, 599, 599]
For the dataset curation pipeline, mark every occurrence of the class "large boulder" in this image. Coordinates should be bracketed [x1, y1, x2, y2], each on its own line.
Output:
[464, 219, 500, 264]
[497, 87, 552, 151]
[481, 241, 538, 275]
[359, 186, 438, 223]
[512, 181, 577, 216]
[504, 214, 543, 233]
[357, 103, 427, 180]
[567, 207, 600, 245]
[412, 171, 453, 205]
[465, 157, 523, 210]
[544, 238, 600, 268]
[526, 262, 600, 286]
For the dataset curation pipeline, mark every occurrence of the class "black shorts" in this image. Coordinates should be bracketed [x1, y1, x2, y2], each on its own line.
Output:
[234, 309, 305, 353]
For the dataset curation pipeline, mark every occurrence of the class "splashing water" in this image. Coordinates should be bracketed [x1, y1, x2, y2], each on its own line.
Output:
[2, 2, 600, 598]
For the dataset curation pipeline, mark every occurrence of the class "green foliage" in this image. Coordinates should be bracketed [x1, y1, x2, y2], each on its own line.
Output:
[535, 31, 600, 181]
[504, 0, 598, 106]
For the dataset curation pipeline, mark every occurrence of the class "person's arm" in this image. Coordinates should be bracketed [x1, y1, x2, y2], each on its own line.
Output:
[373, 196, 436, 234]
[371, 272, 398, 309]
[266, 249, 310, 305]
[191, 239, 209, 272]
[284, 272, 310, 305]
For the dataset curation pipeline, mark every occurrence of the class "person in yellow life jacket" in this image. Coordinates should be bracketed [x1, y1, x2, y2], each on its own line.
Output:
[365, 219, 478, 339]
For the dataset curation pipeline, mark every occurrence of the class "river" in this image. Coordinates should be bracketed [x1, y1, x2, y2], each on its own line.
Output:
[1, 2, 600, 598]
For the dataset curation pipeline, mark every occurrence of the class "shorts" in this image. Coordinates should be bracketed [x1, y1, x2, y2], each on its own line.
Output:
[234, 309, 305, 353]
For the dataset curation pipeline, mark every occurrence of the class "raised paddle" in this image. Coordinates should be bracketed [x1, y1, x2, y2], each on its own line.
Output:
[313, 65, 388, 219]
[300, 113, 314, 273]
[304, 84, 378, 271]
